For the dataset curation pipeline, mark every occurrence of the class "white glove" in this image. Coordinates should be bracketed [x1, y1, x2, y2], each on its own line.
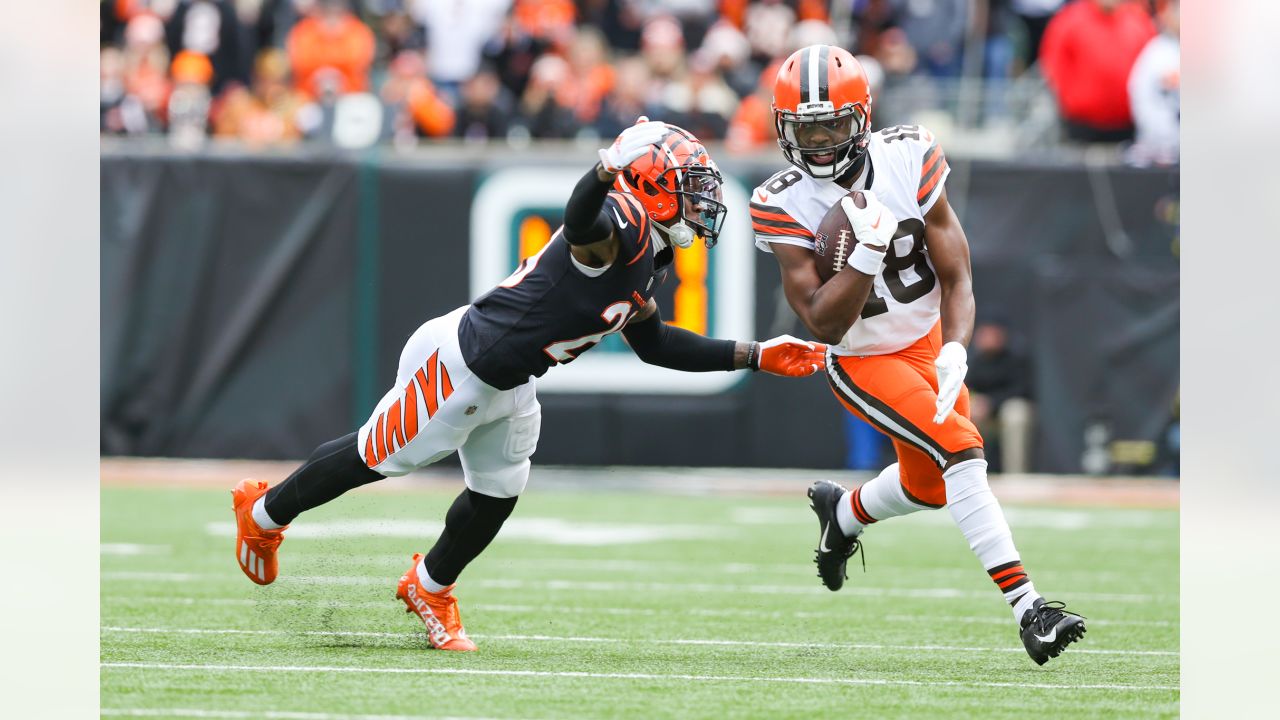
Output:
[933, 341, 968, 424]
[598, 118, 669, 174]
[839, 191, 898, 275]
[840, 191, 897, 251]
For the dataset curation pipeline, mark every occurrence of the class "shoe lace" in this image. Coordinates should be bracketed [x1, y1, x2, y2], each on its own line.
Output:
[437, 594, 462, 630]
[249, 530, 284, 553]
[843, 537, 866, 579]
[1035, 600, 1085, 629]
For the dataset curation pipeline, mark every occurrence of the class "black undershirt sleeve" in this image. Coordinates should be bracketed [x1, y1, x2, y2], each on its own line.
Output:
[561, 164, 616, 246]
[622, 312, 739, 372]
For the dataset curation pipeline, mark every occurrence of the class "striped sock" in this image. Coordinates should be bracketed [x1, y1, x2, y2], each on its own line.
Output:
[944, 458, 1042, 621]
[836, 463, 935, 537]
[836, 484, 877, 537]
[988, 560, 1041, 619]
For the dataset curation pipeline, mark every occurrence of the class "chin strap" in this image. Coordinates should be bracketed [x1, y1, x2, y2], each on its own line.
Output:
[835, 150, 868, 186]
[649, 224, 667, 254]
[652, 220, 695, 249]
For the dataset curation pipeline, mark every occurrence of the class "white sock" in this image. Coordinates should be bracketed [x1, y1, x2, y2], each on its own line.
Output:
[835, 463, 933, 537]
[943, 458, 1040, 619]
[1011, 585, 1042, 622]
[417, 555, 449, 594]
[252, 496, 284, 530]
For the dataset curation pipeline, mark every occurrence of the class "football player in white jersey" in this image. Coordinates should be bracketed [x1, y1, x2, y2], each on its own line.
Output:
[752, 44, 1085, 665]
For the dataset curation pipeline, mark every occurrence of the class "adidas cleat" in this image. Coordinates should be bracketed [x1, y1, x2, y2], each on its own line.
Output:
[395, 553, 478, 652]
[231, 478, 287, 585]
[808, 480, 863, 591]
[1020, 598, 1087, 665]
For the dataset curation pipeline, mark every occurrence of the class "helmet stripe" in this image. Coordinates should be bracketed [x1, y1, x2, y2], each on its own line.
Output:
[817, 45, 829, 103]
[806, 46, 821, 104]
[799, 46, 812, 103]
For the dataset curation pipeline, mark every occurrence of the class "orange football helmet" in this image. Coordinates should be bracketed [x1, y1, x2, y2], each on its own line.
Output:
[772, 45, 873, 180]
[614, 123, 727, 248]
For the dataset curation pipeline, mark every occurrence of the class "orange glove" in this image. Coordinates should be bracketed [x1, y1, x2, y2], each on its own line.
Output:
[749, 335, 828, 377]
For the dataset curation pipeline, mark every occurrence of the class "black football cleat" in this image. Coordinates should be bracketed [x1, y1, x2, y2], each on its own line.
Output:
[807, 480, 863, 591]
[1020, 598, 1087, 665]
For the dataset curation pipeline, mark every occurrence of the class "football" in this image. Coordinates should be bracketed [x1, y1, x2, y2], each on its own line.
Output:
[812, 190, 866, 284]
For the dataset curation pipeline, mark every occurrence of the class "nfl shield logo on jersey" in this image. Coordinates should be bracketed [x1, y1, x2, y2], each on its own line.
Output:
[814, 232, 828, 257]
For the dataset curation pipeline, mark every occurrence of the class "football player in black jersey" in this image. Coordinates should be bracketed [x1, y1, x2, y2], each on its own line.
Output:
[230, 119, 828, 651]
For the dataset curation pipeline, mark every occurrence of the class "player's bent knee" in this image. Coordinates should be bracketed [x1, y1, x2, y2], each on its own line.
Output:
[465, 460, 531, 499]
[503, 410, 541, 464]
[943, 447, 984, 470]
[460, 408, 541, 498]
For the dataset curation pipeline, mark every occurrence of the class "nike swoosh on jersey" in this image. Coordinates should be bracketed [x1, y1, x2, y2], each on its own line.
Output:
[611, 207, 629, 229]
[819, 524, 833, 553]
[1034, 627, 1058, 644]
[755, 190, 768, 202]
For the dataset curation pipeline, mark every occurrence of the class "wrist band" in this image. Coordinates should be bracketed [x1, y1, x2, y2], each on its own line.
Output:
[746, 342, 760, 371]
[848, 243, 886, 276]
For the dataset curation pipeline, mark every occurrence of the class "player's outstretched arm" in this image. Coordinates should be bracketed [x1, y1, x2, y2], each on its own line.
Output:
[923, 188, 976, 422]
[562, 120, 670, 265]
[622, 299, 825, 377]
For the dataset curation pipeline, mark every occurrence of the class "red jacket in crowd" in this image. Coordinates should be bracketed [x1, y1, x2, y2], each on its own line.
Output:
[1039, 0, 1156, 130]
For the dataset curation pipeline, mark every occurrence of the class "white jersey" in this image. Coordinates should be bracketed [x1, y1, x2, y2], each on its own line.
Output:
[751, 125, 951, 356]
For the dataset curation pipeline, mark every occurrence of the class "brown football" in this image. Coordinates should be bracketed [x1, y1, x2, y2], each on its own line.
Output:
[812, 190, 866, 284]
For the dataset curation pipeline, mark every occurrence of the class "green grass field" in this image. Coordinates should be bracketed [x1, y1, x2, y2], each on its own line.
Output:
[101, 479, 1178, 719]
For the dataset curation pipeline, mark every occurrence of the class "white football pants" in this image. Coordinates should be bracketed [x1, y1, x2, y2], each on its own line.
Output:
[357, 306, 541, 498]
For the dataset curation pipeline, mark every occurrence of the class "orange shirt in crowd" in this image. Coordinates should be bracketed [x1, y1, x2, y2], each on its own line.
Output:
[407, 79, 457, 137]
[726, 94, 775, 152]
[575, 65, 616, 123]
[286, 13, 376, 97]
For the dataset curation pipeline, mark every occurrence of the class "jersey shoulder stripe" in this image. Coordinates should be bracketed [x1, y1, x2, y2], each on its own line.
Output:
[749, 202, 804, 224]
[624, 225, 651, 266]
[607, 191, 642, 226]
[605, 192, 652, 262]
[750, 201, 812, 238]
[917, 143, 948, 206]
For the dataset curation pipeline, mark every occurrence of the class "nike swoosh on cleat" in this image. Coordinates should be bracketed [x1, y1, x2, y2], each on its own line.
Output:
[1034, 627, 1057, 644]
[611, 207, 629, 229]
[819, 524, 833, 553]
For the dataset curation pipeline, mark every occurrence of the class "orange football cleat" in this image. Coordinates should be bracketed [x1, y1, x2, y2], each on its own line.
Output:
[231, 479, 287, 585]
[395, 553, 478, 652]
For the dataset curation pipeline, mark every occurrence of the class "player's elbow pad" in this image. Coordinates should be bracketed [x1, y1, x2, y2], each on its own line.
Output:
[622, 314, 737, 372]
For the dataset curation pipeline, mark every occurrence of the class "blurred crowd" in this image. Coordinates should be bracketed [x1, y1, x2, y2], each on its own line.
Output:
[100, 0, 1179, 163]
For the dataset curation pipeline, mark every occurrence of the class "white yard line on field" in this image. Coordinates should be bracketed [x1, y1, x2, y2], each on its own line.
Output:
[102, 544, 171, 556]
[100, 626, 1179, 657]
[223, 554, 1162, 583]
[99, 572, 1174, 603]
[100, 710, 512, 720]
[100, 661, 1180, 692]
[101, 595, 1178, 628]
[884, 613, 1177, 628]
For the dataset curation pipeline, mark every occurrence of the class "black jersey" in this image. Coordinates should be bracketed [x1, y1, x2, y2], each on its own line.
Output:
[459, 192, 673, 390]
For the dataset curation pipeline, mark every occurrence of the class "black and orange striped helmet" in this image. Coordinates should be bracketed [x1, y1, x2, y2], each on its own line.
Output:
[614, 123, 727, 248]
[772, 45, 873, 180]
